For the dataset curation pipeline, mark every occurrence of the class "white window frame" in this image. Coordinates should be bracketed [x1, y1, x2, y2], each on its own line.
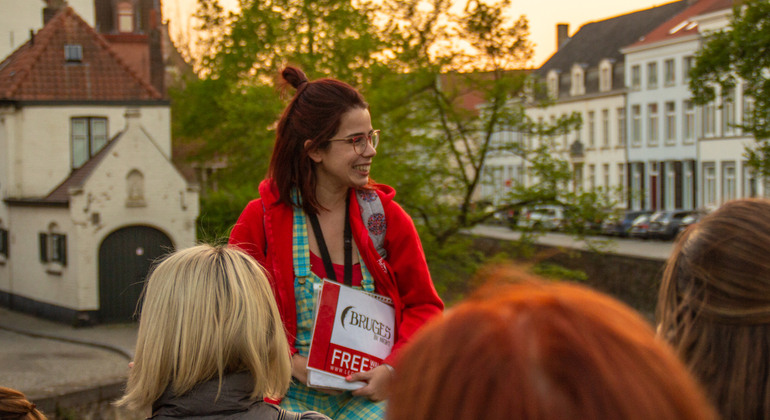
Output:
[723, 88, 736, 136]
[617, 107, 626, 147]
[647, 62, 658, 89]
[704, 162, 716, 206]
[602, 109, 610, 148]
[648, 103, 659, 146]
[664, 101, 676, 145]
[587, 111, 595, 148]
[683, 100, 695, 144]
[631, 105, 641, 147]
[722, 162, 736, 203]
[664, 59, 675, 86]
[631, 65, 641, 90]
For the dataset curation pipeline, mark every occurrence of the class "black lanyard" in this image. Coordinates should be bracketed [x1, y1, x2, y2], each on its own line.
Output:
[306, 193, 353, 286]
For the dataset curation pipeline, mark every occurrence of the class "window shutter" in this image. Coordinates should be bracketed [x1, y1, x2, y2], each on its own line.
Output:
[39, 233, 48, 262]
[59, 235, 67, 266]
[0, 229, 7, 257]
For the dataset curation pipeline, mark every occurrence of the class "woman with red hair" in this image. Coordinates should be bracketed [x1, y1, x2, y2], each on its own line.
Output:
[230, 67, 443, 420]
[389, 270, 716, 420]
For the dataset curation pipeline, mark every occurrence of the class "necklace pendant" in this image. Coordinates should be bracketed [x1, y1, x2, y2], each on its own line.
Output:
[298, 276, 307, 285]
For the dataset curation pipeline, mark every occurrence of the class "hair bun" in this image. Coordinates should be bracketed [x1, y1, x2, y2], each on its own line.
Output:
[281, 66, 309, 90]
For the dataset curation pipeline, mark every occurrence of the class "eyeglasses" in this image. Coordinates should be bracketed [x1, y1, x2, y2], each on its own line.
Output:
[327, 130, 380, 155]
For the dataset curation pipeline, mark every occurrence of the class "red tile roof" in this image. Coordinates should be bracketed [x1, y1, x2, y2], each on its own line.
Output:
[627, 0, 732, 49]
[0, 7, 162, 101]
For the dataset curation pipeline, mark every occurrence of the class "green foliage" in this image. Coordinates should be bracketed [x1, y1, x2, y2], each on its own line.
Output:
[177, 0, 619, 294]
[532, 262, 588, 282]
[197, 183, 260, 243]
[689, 0, 770, 176]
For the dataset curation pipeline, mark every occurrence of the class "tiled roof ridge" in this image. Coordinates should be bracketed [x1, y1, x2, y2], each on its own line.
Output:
[2, 9, 63, 98]
[5, 7, 162, 100]
[62, 7, 163, 100]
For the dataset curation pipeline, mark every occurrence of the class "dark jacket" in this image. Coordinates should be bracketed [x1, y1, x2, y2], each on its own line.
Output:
[151, 372, 329, 420]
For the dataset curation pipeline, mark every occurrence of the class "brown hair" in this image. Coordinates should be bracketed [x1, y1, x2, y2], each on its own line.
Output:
[658, 198, 770, 420]
[0, 387, 46, 420]
[390, 269, 716, 420]
[269, 66, 373, 215]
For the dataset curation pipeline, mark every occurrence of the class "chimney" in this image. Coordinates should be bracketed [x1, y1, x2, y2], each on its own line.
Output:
[557, 24, 570, 51]
[43, 0, 66, 25]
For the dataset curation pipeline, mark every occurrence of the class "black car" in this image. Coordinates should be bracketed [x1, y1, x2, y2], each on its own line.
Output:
[647, 210, 693, 240]
[602, 210, 652, 237]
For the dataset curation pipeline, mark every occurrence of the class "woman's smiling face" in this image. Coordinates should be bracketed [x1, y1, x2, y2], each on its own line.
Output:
[311, 107, 376, 190]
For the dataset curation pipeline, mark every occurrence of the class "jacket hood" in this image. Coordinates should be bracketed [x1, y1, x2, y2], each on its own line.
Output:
[258, 179, 395, 208]
[152, 372, 259, 418]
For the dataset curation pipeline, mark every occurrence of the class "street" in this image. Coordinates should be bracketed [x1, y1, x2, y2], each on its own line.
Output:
[470, 225, 674, 261]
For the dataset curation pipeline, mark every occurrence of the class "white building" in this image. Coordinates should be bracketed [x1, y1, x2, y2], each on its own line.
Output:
[525, 2, 688, 205]
[690, 0, 762, 206]
[0, 7, 198, 324]
[623, 0, 758, 211]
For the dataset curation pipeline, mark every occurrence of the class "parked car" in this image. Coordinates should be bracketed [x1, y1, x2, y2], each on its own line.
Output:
[677, 209, 710, 234]
[647, 210, 693, 240]
[602, 210, 652, 237]
[517, 205, 565, 230]
[628, 214, 652, 239]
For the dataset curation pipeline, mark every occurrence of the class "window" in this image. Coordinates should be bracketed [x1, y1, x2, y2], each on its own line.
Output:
[603, 164, 610, 189]
[703, 163, 716, 206]
[587, 111, 595, 148]
[562, 114, 569, 150]
[722, 162, 736, 203]
[664, 59, 675, 85]
[647, 62, 658, 88]
[601, 67, 610, 91]
[574, 164, 584, 191]
[683, 56, 694, 83]
[743, 162, 757, 198]
[723, 88, 736, 136]
[631, 105, 641, 146]
[575, 113, 582, 142]
[39, 231, 67, 267]
[0, 227, 7, 260]
[618, 163, 626, 202]
[631, 65, 641, 89]
[602, 109, 609, 148]
[71, 117, 108, 169]
[118, 1, 135, 33]
[683, 100, 695, 143]
[648, 103, 659, 145]
[64, 44, 82, 62]
[683, 161, 693, 210]
[589, 164, 596, 190]
[702, 102, 716, 137]
[547, 71, 559, 98]
[743, 83, 755, 125]
[665, 102, 676, 144]
[571, 65, 585, 96]
[617, 107, 626, 147]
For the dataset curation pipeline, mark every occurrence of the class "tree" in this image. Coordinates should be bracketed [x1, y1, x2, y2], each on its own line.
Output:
[178, 0, 616, 295]
[689, 0, 770, 177]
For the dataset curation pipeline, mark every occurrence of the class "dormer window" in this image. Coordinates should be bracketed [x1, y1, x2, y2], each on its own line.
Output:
[547, 70, 559, 99]
[571, 64, 585, 96]
[64, 44, 82, 62]
[599, 59, 613, 92]
[118, 2, 135, 33]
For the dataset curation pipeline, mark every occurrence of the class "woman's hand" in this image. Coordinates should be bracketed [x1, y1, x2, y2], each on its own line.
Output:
[347, 365, 393, 402]
[292, 354, 342, 395]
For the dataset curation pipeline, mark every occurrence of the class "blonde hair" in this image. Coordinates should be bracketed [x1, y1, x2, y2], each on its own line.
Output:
[116, 245, 291, 412]
[0, 387, 46, 420]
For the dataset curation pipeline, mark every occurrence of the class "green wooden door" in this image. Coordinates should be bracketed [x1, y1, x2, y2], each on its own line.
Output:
[98, 226, 173, 322]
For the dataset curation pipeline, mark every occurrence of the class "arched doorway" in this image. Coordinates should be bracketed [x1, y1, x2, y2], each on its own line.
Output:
[98, 226, 173, 322]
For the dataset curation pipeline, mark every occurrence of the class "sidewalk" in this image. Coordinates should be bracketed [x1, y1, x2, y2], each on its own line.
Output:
[0, 307, 137, 410]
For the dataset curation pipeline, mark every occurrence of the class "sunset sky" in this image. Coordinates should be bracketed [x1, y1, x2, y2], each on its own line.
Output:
[161, 0, 672, 68]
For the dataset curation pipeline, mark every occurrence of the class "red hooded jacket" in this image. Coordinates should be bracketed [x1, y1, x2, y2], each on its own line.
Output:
[229, 179, 444, 366]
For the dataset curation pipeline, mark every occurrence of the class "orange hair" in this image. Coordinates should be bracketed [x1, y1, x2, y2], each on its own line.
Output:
[389, 268, 716, 420]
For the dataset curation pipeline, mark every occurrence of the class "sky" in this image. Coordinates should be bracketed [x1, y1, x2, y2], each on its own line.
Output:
[161, 0, 671, 68]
